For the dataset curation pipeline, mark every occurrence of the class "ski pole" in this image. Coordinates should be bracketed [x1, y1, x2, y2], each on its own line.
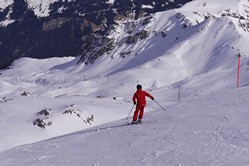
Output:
[154, 100, 166, 111]
[126, 104, 135, 120]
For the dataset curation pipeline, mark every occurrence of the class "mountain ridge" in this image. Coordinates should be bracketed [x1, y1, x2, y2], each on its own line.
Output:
[0, 0, 192, 68]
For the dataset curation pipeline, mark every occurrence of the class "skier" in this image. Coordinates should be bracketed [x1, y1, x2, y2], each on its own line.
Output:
[132, 84, 154, 124]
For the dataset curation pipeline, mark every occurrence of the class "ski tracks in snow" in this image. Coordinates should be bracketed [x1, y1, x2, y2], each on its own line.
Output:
[2, 88, 249, 165]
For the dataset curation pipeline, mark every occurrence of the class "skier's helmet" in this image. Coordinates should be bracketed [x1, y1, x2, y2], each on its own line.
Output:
[137, 84, 142, 90]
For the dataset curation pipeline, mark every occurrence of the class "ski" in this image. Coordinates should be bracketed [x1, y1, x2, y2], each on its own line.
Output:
[126, 121, 142, 125]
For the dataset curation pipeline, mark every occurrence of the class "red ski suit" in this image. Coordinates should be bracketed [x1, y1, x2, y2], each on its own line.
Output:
[132, 89, 154, 121]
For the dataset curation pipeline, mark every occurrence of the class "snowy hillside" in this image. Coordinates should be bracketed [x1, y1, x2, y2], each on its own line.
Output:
[1, 0, 249, 165]
[1, 87, 249, 165]
[81, 0, 249, 89]
[0, 0, 13, 11]
[25, 0, 60, 17]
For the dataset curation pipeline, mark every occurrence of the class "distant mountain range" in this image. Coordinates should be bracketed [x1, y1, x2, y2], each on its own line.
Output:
[0, 0, 192, 68]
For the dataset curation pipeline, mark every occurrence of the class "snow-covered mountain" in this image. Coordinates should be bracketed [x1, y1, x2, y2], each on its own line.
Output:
[1, 0, 249, 165]
[0, 0, 191, 68]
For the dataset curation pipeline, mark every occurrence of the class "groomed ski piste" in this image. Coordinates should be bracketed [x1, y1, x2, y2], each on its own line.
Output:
[1, 0, 249, 165]
[2, 87, 249, 165]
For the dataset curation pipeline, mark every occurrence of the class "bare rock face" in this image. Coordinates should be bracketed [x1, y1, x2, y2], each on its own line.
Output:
[33, 109, 52, 129]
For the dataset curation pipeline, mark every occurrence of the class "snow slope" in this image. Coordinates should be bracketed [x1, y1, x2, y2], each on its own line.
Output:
[0, 0, 13, 11]
[25, 0, 60, 17]
[1, 0, 249, 165]
[1, 87, 249, 165]
[80, 0, 249, 88]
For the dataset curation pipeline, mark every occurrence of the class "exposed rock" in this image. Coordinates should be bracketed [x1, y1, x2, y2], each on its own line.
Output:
[63, 106, 94, 125]
[37, 109, 50, 116]
[125, 30, 149, 44]
[33, 108, 51, 129]
[42, 18, 71, 31]
[21, 91, 31, 96]
[0, 97, 12, 103]
[79, 34, 115, 64]
[96, 95, 105, 99]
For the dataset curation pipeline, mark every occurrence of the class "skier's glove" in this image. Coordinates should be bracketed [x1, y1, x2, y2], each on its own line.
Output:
[151, 97, 154, 100]
[133, 101, 136, 105]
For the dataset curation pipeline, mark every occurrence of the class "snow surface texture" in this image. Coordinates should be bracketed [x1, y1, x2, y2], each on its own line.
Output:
[0, 0, 13, 11]
[2, 88, 249, 166]
[0, 0, 14, 26]
[1, 0, 249, 165]
[107, 0, 115, 5]
[25, 0, 60, 17]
